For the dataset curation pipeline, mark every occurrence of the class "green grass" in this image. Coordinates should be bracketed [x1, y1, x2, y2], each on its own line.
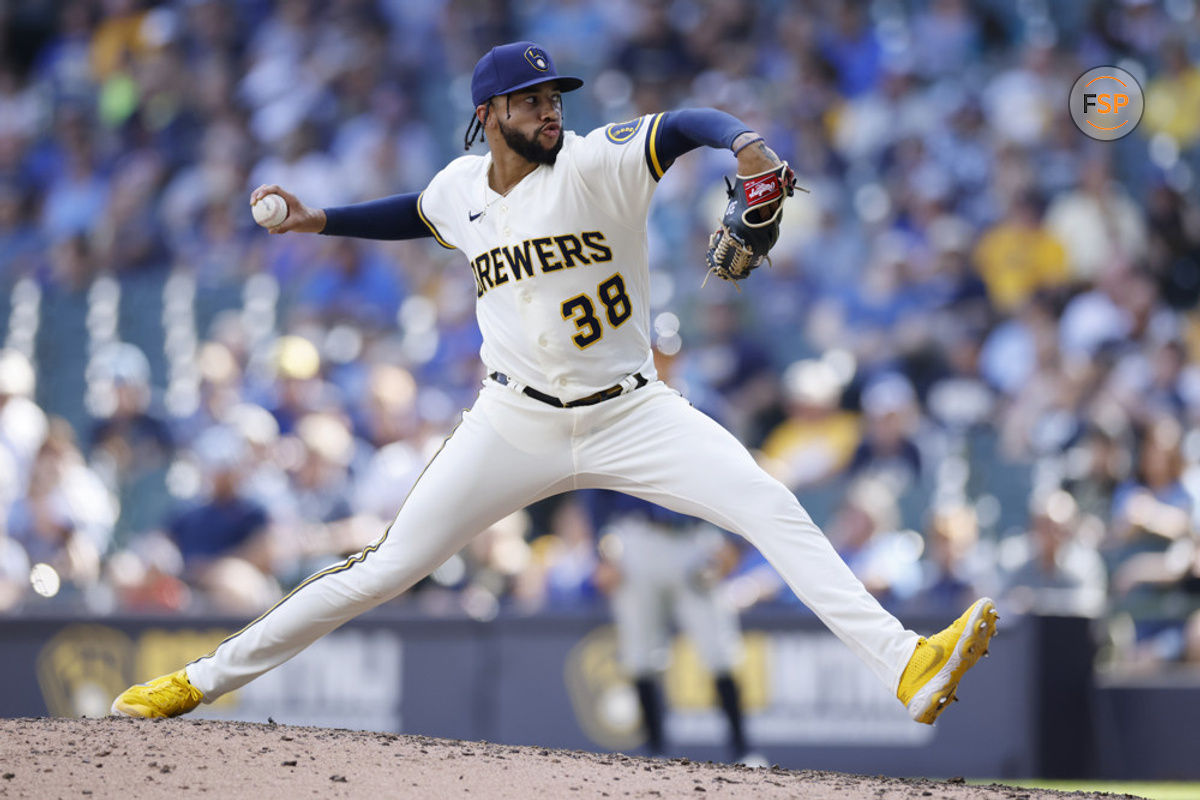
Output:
[972, 780, 1200, 799]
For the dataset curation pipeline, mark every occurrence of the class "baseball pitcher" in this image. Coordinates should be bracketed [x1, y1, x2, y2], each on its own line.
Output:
[113, 41, 997, 728]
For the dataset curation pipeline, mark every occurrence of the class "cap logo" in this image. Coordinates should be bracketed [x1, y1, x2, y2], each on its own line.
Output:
[524, 46, 550, 71]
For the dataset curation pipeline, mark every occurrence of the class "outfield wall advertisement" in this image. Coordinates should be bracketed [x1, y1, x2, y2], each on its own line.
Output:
[0, 611, 1145, 778]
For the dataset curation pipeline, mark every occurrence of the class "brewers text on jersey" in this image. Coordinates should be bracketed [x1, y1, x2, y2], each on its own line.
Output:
[468, 231, 613, 298]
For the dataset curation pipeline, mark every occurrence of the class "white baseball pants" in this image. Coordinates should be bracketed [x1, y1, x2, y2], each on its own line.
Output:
[187, 380, 920, 698]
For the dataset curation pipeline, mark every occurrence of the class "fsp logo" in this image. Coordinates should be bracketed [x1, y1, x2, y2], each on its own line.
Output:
[1083, 83, 1128, 117]
[1069, 66, 1143, 141]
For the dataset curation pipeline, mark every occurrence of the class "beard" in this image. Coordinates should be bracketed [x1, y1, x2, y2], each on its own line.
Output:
[497, 117, 563, 166]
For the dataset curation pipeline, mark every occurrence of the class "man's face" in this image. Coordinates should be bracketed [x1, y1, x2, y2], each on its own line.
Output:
[488, 82, 564, 165]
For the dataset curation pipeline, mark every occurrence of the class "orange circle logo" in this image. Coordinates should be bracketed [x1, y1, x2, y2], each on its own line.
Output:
[1069, 66, 1144, 141]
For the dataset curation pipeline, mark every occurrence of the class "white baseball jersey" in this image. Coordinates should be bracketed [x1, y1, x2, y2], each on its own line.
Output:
[416, 114, 669, 400]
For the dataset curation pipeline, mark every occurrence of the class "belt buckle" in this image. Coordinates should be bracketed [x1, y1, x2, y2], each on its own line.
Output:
[566, 390, 600, 408]
[567, 382, 622, 408]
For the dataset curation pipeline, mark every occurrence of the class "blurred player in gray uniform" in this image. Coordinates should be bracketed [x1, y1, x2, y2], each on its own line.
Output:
[590, 490, 755, 763]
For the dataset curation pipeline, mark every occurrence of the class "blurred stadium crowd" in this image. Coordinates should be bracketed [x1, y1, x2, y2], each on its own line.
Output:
[1, 0, 1200, 673]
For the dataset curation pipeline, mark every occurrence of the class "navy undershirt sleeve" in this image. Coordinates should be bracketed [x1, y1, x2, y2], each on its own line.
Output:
[655, 108, 753, 168]
[320, 192, 431, 240]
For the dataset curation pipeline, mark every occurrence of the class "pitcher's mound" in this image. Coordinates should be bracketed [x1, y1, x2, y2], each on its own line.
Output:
[0, 717, 1141, 799]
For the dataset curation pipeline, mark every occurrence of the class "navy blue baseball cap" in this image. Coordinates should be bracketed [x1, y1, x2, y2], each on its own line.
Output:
[470, 42, 583, 107]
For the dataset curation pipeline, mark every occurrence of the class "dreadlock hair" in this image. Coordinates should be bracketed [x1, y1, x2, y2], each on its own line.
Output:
[463, 104, 492, 150]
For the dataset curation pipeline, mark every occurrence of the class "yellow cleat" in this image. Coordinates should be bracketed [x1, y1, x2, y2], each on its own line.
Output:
[110, 669, 204, 719]
[896, 598, 998, 724]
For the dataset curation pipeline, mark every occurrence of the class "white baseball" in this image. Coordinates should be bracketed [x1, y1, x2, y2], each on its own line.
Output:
[252, 193, 288, 228]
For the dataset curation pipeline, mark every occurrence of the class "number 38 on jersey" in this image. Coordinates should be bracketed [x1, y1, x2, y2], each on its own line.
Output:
[560, 273, 632, 349]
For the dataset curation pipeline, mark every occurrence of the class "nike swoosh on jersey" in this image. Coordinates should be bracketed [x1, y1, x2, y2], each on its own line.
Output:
[468, 210, 484, 222]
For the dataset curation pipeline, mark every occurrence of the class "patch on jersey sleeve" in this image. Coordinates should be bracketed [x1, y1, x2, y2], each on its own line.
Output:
[604, 116, 645, 144]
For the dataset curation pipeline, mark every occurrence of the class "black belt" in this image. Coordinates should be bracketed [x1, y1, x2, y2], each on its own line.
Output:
[489, 371, 648, 408]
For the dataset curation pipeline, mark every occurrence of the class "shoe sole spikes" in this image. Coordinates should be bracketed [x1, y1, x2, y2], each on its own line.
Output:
[913, 601, 999, 724]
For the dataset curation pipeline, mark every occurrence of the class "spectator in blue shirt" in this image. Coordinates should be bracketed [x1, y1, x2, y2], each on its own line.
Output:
[166, 425, 278, 614]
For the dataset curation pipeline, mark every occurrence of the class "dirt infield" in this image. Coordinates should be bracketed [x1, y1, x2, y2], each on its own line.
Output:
[0, 718, 1144, 800]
